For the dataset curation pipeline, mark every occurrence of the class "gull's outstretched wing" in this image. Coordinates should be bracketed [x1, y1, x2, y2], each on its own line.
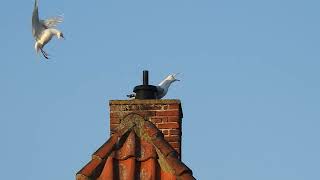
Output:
[41, 15, 63, 28]
[32, 0, 40, 38]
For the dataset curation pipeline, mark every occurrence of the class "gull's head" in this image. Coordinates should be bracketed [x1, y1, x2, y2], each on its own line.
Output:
[57, 32, 65, 39]
[166, 73, 180, 83]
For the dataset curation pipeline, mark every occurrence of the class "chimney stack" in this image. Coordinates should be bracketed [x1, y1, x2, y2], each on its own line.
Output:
[109, 99, 183, 157]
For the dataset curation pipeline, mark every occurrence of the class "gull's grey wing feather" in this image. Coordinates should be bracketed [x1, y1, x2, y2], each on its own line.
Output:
[41, 16, 63, 28]
[32, 0, 40, 38]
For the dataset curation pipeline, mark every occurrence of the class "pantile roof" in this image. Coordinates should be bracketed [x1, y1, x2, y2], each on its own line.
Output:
[76, 113, 195, 180]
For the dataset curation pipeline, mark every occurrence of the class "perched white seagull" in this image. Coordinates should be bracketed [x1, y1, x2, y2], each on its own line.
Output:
[156, 73, 180, 99]
[127, 73, 180, 99]
[32, 0, 64, 59]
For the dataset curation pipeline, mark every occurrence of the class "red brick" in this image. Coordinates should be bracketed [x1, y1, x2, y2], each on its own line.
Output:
[126, 105, 139, 111]
[112, 105, 140, 111]
[162, 129, 169, 135]
[110, 117, 120, 124]
[162, 105, 169, 110]
[156, 110, 180, 116]
[141, 104, 165, 111]
[150, 117, 162, 123]
[167, 116, 180, 122]
[109, 105, 116, 111]
[109, 112, 125, 118]
[135, 110, 156, 117]
[110, 110, 156, 120]
[168, 104, 180, 110]
[165, 136, 180, 142]
[109, 105, 125, 111]
[150, 117, 167, 124]
[169, 129, 181, 136]
[157, 122, 180, 129]
[109, 112, 117, 118]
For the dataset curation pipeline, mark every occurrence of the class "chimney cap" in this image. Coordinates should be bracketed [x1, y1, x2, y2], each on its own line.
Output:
[133, 70, 158, 99]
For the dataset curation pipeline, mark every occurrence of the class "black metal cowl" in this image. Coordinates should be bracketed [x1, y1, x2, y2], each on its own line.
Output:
[133, 70, 158, 99]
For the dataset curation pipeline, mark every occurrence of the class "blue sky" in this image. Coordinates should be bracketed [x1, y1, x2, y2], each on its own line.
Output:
[1, 0, 320, 179]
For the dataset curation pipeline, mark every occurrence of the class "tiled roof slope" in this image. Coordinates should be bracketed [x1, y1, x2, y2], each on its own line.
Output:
[76, 113, 195, 180]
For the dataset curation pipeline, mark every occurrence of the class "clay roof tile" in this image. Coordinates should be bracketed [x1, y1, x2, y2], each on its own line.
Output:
[92, 135, 118, 160]
[143, 120, 162, 138]
[76, 158, 104, 179]
[165, 153, 192, 176]
[152, 136, 178, 157]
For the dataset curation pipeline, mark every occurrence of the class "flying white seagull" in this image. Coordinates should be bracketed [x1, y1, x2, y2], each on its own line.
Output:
[32, 0, 64, 59]
[127, 73, 180, 99]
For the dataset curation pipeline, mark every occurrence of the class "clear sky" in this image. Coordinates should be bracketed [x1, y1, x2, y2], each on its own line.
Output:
[1, 0, 320, 179]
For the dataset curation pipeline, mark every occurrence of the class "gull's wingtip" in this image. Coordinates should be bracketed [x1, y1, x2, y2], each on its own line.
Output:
[34, 0, 38, 7]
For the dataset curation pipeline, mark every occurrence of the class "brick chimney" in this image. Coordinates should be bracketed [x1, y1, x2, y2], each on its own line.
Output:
[109, 99, 183, 157]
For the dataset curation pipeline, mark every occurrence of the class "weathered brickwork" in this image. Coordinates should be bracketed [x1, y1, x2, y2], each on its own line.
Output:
[109, 99, 183, 157]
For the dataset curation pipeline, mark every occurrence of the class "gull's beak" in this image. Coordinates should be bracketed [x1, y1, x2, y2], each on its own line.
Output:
[173, 72, 180, 77]
[173, 73, 180, 81]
